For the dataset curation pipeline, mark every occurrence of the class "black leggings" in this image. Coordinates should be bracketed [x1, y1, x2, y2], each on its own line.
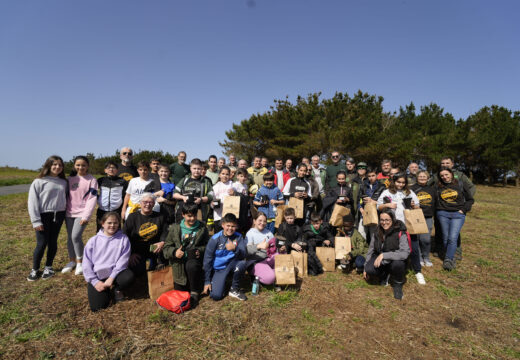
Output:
[87, 269, 135, 312]
[32, 211, 65, 270]
[365, 256, 406, 283]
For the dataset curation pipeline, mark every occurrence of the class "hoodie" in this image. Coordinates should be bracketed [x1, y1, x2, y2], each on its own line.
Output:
[28, 176, 68, 228]
[82, 229, 131, 286]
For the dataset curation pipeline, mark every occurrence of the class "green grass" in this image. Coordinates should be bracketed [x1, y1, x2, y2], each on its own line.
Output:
[435, 284, 462, 298]
[0, 166, 38, 186]
[269, 290, 298, 308]
[483, 296, 519, 313]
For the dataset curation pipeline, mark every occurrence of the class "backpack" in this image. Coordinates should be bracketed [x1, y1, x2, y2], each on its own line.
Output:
[156, 290, 191, 314]
[399, 231, 412, 252]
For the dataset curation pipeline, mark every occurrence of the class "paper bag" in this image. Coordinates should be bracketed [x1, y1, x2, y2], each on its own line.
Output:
[222, 196, 241, 218]
[275, 205, 287, 228]
[275, 254, 296, 285]
[291, 251, 308, 279]
[404, 209, 429, 234]
[316, 247, 336, 272]
[330, 205, 351, 227]
[334, 236, 352, 260]
[288, 197, 304, 219]
[362, 202, 379, 226]
[147, 266, 174, 300]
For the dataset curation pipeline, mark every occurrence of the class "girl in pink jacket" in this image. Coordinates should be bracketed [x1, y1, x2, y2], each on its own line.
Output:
[63, 156, 99, 275]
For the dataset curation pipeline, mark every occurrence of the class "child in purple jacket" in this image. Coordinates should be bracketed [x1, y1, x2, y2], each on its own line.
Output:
[83, 212, 134, 312]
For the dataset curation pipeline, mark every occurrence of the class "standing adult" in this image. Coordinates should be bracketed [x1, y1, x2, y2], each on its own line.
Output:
[117, 147, 138, 181]
[345, 157, 357, 183]
[434, 167, 474, 270]
[377, 159, 392, 181]
[206, 155, 219, 185]
[261, 157, 272, 172]
[170, 151, 190, 185]
[217, 157, 226, 171]
[247, 156, 268, 187]
[310, 155, 326, 196]
[228, 154, 238, 168]
[428, 156, 476, 260]
[407, 162, 419, 185]
[285, 159, 296, 177]
[325, 151, 347, 190]
[271, 158, 291, 191]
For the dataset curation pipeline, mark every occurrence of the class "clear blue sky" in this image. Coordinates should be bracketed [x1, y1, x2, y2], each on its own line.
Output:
[1, 0, 518, 170]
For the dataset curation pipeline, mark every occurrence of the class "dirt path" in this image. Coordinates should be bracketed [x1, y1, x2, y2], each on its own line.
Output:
[0, 184, 30, 196]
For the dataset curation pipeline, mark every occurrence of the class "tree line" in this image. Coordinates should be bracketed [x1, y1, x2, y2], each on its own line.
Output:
[220, 91, 520, 185]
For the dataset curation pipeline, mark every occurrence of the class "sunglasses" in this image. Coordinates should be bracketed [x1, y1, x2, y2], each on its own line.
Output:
[357, 166, 367, 169]
[122, 152, 133, 156]
[332, 155, 340, 159]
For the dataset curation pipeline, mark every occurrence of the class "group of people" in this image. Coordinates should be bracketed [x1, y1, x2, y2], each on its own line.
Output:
[27, 147, 475, 311]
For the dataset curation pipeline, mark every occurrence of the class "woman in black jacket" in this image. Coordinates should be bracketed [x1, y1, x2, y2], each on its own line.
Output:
[434, 167, 474, 271]
[364, 209, 410, 300]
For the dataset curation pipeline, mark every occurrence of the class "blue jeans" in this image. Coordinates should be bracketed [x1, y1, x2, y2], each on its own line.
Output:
[209, 258, 247, 301]
[436, 210, 466, 260]
[417, 217, 433, 261]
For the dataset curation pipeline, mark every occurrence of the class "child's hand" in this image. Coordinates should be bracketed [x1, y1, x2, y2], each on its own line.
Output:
[228, 189, 235, 195]
[292, 243, 302, 251]
[203, 284, 212, 294]
[374, 253, 384, 268]
[270, 199, 277, 205]
[360, 208, 365, 216]
[156, 196, 165, 203]
[363, 271, 368, 280]
[94, 281, 109, 292]
[323, 240, 331, 246]
[80, 219, 88, 226]
[225, 240, 236, 251]
[34, 225, 44, 232]
[257, 240, 268, 250]
[363, 197, 370, 204]
[175, 249, 184, 258]
[387, 202, 397, 209]
[194, 197, 202, 204]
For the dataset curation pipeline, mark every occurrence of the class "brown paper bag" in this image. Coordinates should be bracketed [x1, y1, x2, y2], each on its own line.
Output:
[147, 266, 174, 300]
[222, 196, 241, 218]
[275, 254, 296, 285]
[404, 209, 429, 234]
[291, 251, 308, 279]
[362, 201, 379, 226]
[288, 197, 304, 219]
[334, 236, 352, 260]
[330, 205, 351, 227]
[316, 247, 336, 272]
[275, 205, 287, 228]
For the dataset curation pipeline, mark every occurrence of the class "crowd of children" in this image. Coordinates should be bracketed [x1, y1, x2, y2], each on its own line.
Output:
[26, 151, 474, 311]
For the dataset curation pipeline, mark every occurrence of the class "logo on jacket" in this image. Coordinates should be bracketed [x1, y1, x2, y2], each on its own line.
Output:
[440, 189, 458, 203]
[138, 222, 158, 241]
[416, 191, 432, 206]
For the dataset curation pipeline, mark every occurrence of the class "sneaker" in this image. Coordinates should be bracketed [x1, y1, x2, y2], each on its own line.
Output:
[27, 269, 41, 281]
[423, 259, 433, 267]
[420, 260, 425, 267]
[114, 290, 125, 303]
[415, 272, 426, 285]
[443, 259, 456, 271]
[61, 261, 76, 273]
[74, 263, 83, 275]
[42, 267, 55, 280]
[228, 288, 247, 301]
[392, 283, 404, 300]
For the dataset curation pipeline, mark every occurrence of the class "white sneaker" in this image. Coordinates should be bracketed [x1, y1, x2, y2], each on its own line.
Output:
[420, 260, 425, 267]
[424, 259, 433, 267]
[61, 261, 76, 273]
[415, 272, 426, 285]
[74, 263, 83, 275]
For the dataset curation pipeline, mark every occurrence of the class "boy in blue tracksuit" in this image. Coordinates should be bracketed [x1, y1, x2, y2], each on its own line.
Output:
[203, 213, 248, 301]
[253, 173, 285, 233]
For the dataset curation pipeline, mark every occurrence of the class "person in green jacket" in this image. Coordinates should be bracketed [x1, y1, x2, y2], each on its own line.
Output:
[169, 151, 191, 185]
[325, 151, 347, 190]
[337, 213, 368, 273]
[163, 203, 209, 306]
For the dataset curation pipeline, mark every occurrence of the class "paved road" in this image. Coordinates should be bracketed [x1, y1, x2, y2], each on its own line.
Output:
[0, 184, 31, 196]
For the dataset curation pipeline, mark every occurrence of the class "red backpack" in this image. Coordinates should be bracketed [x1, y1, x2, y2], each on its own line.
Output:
[399, 231, 412, 251]
[156, 290, 191, 314]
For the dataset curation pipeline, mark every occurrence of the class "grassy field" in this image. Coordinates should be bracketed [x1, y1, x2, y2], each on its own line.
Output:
[0, 185, 519, 359]
[0, 167, 38, 186]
